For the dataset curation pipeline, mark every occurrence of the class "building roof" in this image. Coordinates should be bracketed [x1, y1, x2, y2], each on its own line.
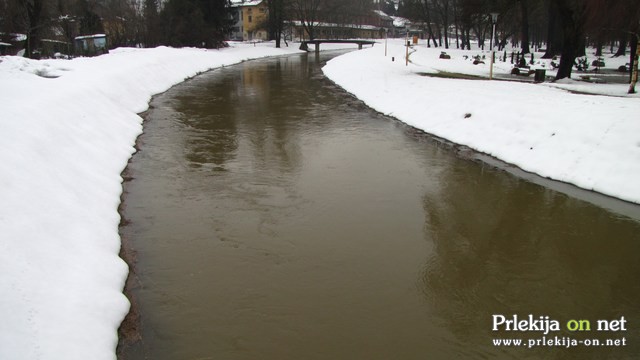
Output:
[41, 39, 71, 44]
[14, 33, 27, 41]
[373, 10, 393, 21]
[75, 34, 107, 40]
[289, 21, 382, 31]
[229, 0, 263, 7]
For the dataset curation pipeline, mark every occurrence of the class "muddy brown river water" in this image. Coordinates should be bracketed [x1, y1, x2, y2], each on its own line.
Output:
[119, 51, 640, 360]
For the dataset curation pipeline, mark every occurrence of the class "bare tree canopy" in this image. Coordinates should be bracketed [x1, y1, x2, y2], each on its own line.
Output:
[1, 0, 638, 74]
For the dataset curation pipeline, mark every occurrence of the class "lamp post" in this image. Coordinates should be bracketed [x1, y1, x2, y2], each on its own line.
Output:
[489, 12, 499, 80]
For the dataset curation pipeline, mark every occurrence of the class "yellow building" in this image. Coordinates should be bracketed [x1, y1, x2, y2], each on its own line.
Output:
[230, 0, 268, 41]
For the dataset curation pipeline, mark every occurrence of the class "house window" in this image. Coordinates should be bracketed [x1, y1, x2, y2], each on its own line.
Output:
[248, 15, 252, 23]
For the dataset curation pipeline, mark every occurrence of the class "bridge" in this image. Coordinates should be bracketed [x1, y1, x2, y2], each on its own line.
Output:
[299, 39, 376, 54]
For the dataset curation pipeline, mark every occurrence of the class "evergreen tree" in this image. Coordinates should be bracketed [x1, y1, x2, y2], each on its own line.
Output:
[160, 0, 230, 48]
[519, 0, 530, 54]
[144, 0, 160, 47]
[267, 0, 286, 48]
[77, 0, 104, 35]
[554, 0, 586, 80]
[542, 0, 562, 58]
[382, 0, 398, 15]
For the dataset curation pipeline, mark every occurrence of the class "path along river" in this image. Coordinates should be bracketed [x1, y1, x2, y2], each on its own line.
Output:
[119, 51, 640, 360]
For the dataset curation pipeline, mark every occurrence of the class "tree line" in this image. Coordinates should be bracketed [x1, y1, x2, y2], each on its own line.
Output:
[1, 0, 639, 80]
[0, 0, 233, 56]
[0, 0, 374, 53]
[396, 0, 640, 79]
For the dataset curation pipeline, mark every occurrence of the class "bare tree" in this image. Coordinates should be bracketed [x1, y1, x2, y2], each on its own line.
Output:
[433, 0, 452, 48]
[17, 0, 49, 58]
[554, 0, 587, 80]
[287, 0, 343, 40]
[402, 0, 439, 47]
[267, 0, 286, 47]
[542, 0, 562, 58]
[144, 0, 161, 47]
[288, 0, 324, 40]
[519, 0, 530, 53]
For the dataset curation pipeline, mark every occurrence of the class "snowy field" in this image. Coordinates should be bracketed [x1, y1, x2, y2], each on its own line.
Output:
[1, 38, 639, 360]
[0, 42, 306, 360]
[323, 39, 640, 204]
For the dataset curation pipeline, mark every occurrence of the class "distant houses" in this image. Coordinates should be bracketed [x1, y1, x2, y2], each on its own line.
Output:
[0, 41, 14, 56]
[40, 39, 73, 58]
[229, 0, 269, 42]
[0, 33, 107, 58]
[74, 34, 109, 57]
[286, 10, 409, 42]
[0, 33, 26, 56]
[287, 22, 385, 41]
[1, 1, 411, 58]
[227, 0, 409, 43]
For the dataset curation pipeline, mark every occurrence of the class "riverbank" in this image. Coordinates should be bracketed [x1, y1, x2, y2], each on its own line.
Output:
[2, 39, 639, 359]
[323, 40, 640, 204]
[0, 43, 307, 360]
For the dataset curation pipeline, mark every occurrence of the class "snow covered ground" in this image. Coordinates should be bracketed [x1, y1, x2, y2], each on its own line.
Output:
[1, 38, 639, 360]
[0, 43, 306, 360]
[323, 39, 640, 204]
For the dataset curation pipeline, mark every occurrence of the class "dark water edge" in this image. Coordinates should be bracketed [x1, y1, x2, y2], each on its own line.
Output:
[117, 51, 640, 360]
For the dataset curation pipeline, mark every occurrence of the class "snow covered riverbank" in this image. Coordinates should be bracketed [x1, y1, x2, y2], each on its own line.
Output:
[0, 43, 304, 360]
[323, 40, 640, 204]
[1, 38, 639, 359]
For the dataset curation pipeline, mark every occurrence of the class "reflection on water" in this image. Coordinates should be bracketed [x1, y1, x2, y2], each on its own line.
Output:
[422, 160, 640, 358]
[120, 52, 640, 360]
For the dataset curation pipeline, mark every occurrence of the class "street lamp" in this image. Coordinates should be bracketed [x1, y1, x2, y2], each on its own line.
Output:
[489, 12, 499, 80]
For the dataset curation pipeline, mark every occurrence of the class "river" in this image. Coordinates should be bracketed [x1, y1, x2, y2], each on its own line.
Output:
[119, 51, 640, 360]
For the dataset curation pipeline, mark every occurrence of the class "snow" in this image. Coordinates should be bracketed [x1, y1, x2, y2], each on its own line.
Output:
[290, 21, 382, 31]
[323, 39, 640, 204]
[391, 16, 410, 28]
[0, 43, 305, 360]
[229, 0, 263, 6]
[75, 34, 107, 40]
[1, 37, 639, 359]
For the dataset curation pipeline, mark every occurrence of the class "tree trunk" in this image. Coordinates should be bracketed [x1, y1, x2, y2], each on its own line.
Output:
[267, 0, 284, 48]
[615, 33, 628, 57]
[595, 33, 603, 57]
[576, 36, 586, 57]
[25, 0, 45, 59]
[444, 18, 449, 49]
[441, 0, 449, 49]
[520, 0, 530, 54]
[555, 0, 586, 80]
[542, 0, 562, 58]
[630, 38, 638, 84]
[427, 22, 438, 47]
[454, 0, 460, 49]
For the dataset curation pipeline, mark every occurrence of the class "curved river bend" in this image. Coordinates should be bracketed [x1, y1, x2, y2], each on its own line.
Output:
[120, 52, 640, 359]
